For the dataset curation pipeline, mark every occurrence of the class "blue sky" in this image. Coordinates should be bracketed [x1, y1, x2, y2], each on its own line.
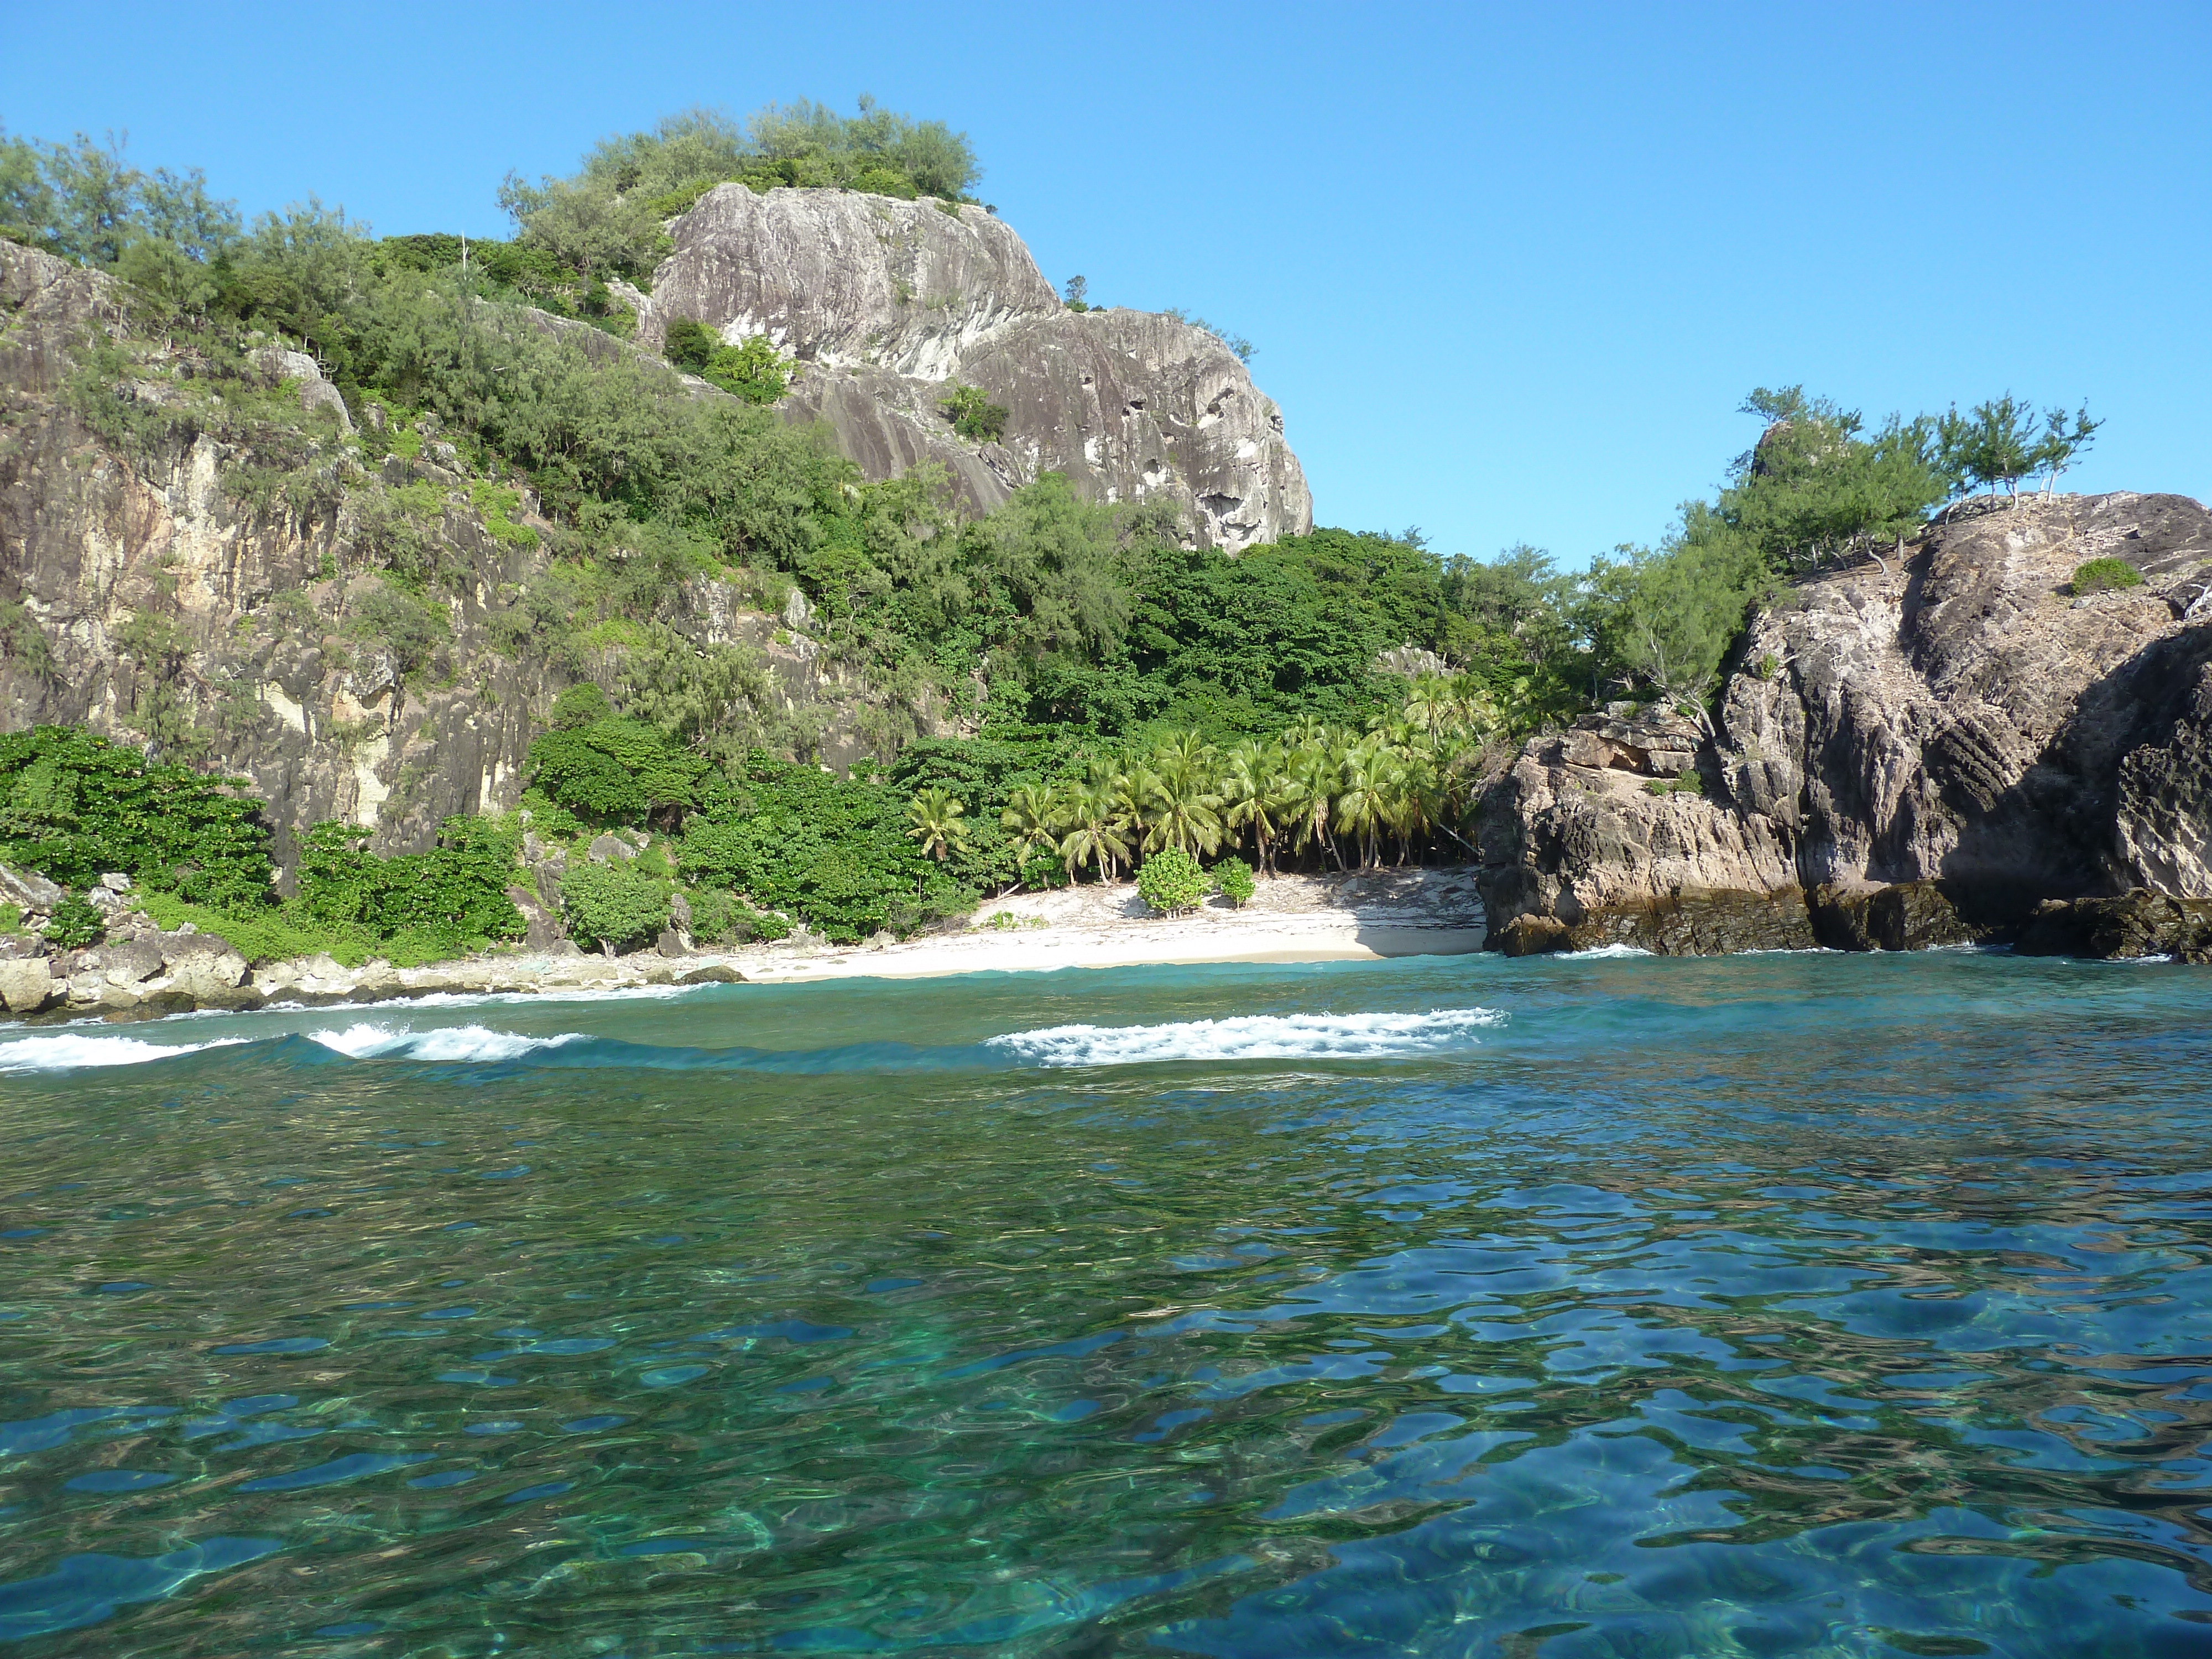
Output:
[6, 1, 2206, 566]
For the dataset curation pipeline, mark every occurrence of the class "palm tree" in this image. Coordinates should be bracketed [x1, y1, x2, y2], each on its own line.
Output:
[1001, 784, 1058, 863]
[1141, 749, 1224, 858]
[997, 782, 1060, 896]
[1333, 739, 1401, 869]
[906, 786, 971, 865]
[1219, 740, 1291, 878]
[1283, 740, 1346, 871]
[1057, 783, 1132, 884]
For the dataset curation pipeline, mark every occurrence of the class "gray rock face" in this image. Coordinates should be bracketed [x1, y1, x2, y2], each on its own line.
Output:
[1478, 493, 2212, 957]
[0, 236, 943, 875]
[637, 187, 1312, 551]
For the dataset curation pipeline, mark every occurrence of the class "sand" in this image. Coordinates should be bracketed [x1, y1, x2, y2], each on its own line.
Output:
[737, 867, 1488, 984]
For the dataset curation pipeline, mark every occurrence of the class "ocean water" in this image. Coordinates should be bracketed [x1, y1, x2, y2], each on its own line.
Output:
[2, 952, 2210, 1657]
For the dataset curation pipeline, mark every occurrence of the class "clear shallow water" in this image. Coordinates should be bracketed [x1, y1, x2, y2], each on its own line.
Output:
[2, 953, 2210, 1657]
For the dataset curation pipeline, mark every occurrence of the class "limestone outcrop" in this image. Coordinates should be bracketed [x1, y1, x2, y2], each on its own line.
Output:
[1479, 492, 2212, 956]
[635, 186, 1312, 550]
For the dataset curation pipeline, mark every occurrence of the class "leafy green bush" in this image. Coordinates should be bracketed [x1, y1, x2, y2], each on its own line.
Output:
[701, 336, 790, 405]
[0, 726, 274, 909]
[41, 891, 105, 949]
[561, 858, 669, 953]
[1137, 846, 1207, 915]
[525, 716, 708, 825]
[677, 757, 966, 942]
[940, 383, 1008, 443]
[1213, 858, 1255, 906]
[296, 818, 525, 953]
[2072, 557, 2145, 594]
[663, 318, 718, 371]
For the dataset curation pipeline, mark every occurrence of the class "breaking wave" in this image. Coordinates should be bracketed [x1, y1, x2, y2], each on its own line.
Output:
[0, 1032, 253, 1074]
[304, 1024, 588, 1062]
[986, 1008, 1505, 1067]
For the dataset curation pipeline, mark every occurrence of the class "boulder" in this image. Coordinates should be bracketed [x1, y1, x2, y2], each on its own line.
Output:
[635, 186, 1311, 551]
[657, 927, 693, 957]
[0, 863, 62, 915]
[166, 948, 250, 999]
[0, 957, 57, 1014]
[587, 833, 636, 864]
[1808, 883, 1983, 952]
[1479, 493, 2212, 956]
[507, 885, 562, 950]
[98, 938, 168, 985]
[158, 930, 233, 967]
[2015, 892, 2212, 962]
[676, 963, 744, 985]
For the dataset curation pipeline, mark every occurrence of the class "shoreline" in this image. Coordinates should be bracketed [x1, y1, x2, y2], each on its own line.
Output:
[1, 869, 1491, 1024]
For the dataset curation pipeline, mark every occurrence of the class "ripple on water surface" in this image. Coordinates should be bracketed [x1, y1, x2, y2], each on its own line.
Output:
[1, 950, 2210, 1655]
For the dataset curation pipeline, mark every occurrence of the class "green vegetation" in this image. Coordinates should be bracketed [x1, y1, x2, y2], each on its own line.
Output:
[1136, 847, 1207, 915]
[2072, 556, 2145, 594]
[496, 100, 983, 288]
[940, 383, 1009, 443]
[0, 727, 273, 908]
[41, 892, 104, 949]
[560, 859, 670, 953]
[296, 820, 525, 955]
[1213, 857, 1255, 906]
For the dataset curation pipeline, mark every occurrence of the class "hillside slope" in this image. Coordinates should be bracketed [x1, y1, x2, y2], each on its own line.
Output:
[0, 239, 883, 870]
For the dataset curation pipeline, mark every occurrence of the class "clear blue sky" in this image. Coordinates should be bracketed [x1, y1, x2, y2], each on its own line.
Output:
[6, 1, 2206, 566]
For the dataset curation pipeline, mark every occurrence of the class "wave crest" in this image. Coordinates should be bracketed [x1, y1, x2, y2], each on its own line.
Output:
[0, 1033, 252, 1073]
[306, 1024, 587, 1062]
[987, 1008, 1504, 1067]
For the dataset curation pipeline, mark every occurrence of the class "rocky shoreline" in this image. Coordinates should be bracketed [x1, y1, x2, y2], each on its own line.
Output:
[1475, 492, 2212, 960]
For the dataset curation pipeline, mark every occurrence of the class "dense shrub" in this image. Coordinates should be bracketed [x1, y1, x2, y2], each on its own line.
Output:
[1137, 846, 1207, 915]
[2073, 557, 2144, 594]
[677, 757, 967, 942]
[296, 818, 525, 953]
[41, 892, 106, 948]
[940, 383, 1008, 443]
[1213, 858, 1255, 906]
[561, 858, 670, 953]
[0, 727, 274, 909]
[525, 716, 708, 825]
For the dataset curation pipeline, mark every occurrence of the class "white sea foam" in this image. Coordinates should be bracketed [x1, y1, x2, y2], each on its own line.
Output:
[988, 1008, 1506, 1067]
[306, 1024, 588, 1062]
[0, 1033, 252, 1073]
[1564, 943, 1655, 959]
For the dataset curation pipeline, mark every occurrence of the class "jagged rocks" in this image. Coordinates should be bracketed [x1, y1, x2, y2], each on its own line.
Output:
[1490, 889, 1817, 956]
[1807, 883, 1984, 952]
[1478, 494, 2212, 961]
[2015, 892, 2212, 962]
[637, 187, 1312, 551]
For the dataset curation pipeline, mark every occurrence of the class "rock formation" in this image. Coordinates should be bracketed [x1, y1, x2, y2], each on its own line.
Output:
[1479, 492, 2212, 956]
[0, 239, 888, 870]
[634, 186, 1312, 550]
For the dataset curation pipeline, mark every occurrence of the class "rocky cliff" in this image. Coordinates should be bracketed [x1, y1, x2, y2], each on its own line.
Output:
[1478, 492, 2212, 958]
[634, 186, 1312, 551]
[0, 239, 877, 872]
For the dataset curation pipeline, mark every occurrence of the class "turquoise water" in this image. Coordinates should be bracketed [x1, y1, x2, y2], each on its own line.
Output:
[2, 951, 2211, 1657]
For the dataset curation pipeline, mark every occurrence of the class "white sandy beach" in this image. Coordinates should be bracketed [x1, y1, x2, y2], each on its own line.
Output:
[739, 867, 1487, 984]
